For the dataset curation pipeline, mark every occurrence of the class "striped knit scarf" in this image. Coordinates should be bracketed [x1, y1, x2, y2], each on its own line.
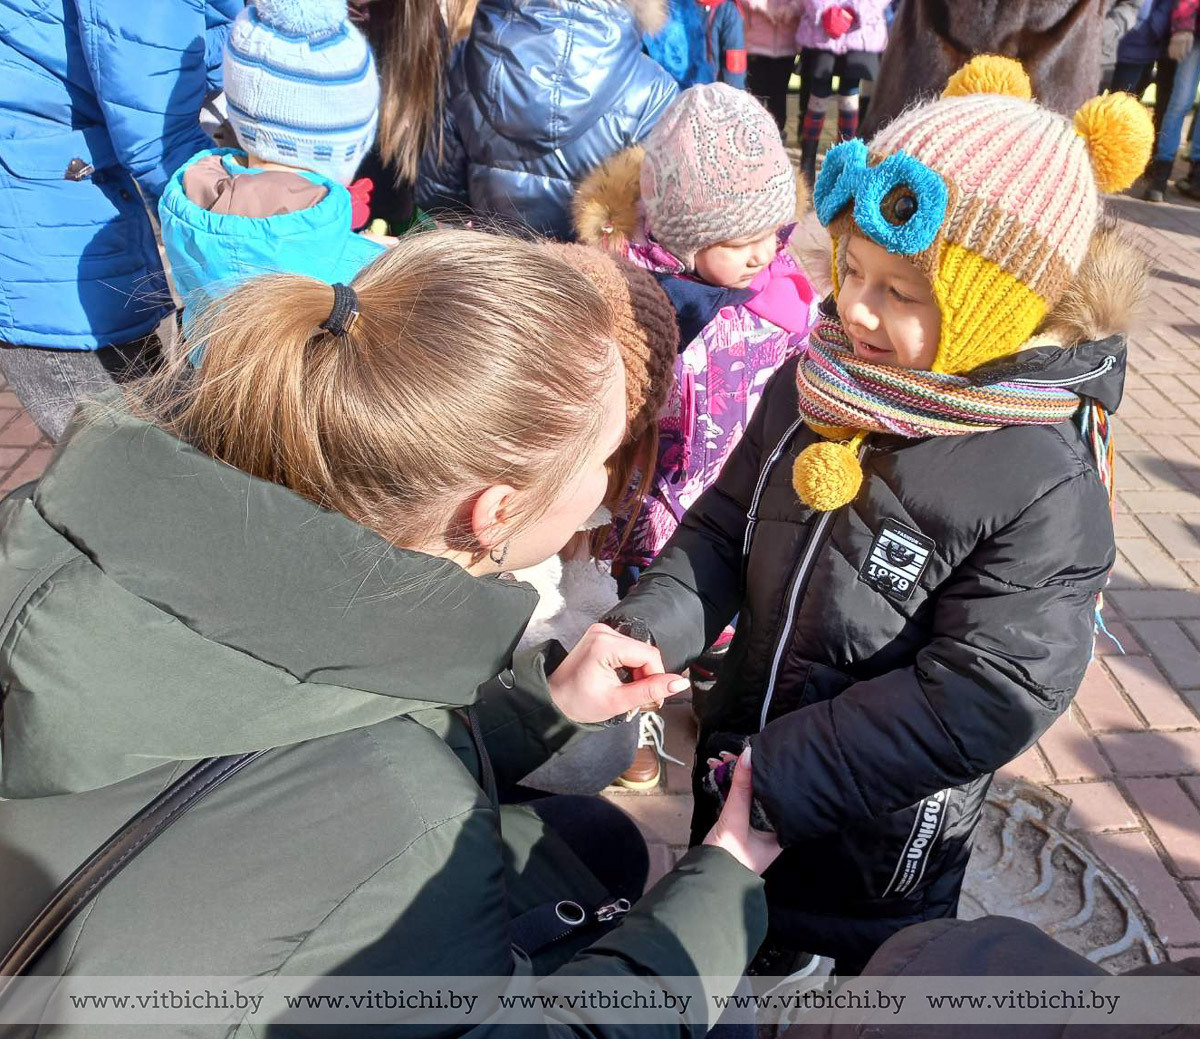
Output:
[795, 314, 1082, 437]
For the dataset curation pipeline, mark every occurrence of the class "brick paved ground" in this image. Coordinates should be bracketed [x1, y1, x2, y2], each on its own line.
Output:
[605, 184, 1200, 962]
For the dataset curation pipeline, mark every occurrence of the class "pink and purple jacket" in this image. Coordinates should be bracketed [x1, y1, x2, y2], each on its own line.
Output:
[607, 228, 818, 570]
[795, 0, 890, 54]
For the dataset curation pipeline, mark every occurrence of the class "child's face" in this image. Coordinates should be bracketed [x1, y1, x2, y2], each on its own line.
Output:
[694, 226, 780, 288]
[838, 236, 942, 370]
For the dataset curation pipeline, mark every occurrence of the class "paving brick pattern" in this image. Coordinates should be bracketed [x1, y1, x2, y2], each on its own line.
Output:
[5, 168, 1200, 962]
[604, 189, 1200, 963]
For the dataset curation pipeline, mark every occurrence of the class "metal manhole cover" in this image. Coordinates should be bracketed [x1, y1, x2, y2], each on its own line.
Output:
[962, 780, 1165, 972]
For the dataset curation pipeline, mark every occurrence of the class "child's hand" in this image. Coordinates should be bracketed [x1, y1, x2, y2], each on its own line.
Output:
[703, 747, 783, 875]
[548, 624, 689, 724]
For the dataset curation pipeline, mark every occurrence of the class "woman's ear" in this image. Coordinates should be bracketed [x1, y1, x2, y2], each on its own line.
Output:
[469, 483, 519, 553]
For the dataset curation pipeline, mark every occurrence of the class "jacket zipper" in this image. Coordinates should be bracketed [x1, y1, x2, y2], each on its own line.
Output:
[742, 417, 806, 563]
[757, 443, 868, 731]
[758, 508, 836, 731]
[1008, 354, 1115, 388]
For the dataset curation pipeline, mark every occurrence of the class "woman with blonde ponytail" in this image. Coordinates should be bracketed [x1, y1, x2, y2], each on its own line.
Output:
[0, 228, 779, 1031]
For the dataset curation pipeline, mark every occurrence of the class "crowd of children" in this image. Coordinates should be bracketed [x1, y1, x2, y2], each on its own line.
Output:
[0, 0, 1169, 995]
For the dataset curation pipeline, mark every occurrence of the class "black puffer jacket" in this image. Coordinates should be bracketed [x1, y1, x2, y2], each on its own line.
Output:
[610, 242, 1136, 964]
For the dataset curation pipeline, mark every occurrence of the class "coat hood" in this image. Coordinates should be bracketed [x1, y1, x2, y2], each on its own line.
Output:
[0, 406, 537, 797]
[969, 220, 1149, 411]
[159, 149, 384, 324]
[464, 0, 664, 151]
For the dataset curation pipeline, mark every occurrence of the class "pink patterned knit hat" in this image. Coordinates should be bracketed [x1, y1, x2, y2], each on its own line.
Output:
[640, 83, 796, 268]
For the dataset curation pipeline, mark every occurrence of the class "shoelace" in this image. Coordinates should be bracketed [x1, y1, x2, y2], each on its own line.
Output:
[636, 711, 687, 767]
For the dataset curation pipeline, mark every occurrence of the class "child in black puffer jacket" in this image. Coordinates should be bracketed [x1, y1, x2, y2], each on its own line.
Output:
[604, 56, 1154, 975]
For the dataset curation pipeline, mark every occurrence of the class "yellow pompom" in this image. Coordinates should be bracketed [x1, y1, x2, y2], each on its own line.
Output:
[792, 441, 864, 511]
[1074, 92, 1155, 194]
[942, 55, 1033, 101]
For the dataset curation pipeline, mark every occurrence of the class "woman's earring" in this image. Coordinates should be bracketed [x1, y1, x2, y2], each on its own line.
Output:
[489, 542, 510, 567]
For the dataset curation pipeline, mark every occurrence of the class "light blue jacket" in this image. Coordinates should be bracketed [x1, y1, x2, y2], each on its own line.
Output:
[0, 0, 240, 349]
[417, 0, 678, 241]
[159, 150, 386, 328]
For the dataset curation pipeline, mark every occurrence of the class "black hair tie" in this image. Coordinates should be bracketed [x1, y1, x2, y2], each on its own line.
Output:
[321, 283, 360, 337]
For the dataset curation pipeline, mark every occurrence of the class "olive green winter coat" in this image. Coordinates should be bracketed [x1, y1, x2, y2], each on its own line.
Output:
[0, 405, 766, 1037]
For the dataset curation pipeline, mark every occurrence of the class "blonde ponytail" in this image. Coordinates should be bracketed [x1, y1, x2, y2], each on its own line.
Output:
[131, 230, 619, 552]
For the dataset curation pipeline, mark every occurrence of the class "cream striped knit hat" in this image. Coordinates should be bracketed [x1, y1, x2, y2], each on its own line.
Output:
[822, 56, 1153, 374]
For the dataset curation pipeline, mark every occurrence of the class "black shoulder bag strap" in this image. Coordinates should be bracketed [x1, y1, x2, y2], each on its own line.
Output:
[0, 751, 266, 989]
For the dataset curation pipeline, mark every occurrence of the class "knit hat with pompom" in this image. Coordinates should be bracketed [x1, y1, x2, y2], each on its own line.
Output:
[224, 0, 379, 185]
[792, 55, 1153, 512]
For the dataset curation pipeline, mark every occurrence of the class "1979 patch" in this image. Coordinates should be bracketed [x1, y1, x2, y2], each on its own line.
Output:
[859, 520, 934, 602]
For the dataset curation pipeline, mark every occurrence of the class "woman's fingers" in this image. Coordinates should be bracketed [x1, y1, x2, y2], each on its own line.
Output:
[608, 672, 690, 718]
[549, 625, 685, 723]
[586, 624, 665, 677]
[722, 746, 754, 814]
[702, 746, 784, 876]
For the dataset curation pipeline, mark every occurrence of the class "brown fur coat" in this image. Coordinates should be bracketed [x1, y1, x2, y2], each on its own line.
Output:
[862, 0, 1111, 138]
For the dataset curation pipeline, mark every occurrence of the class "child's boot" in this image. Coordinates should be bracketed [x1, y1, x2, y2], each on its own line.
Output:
[1143, 158, 1173, 202]
[800, 138, 819, 188]
[616, 710, 686, 791]
[1177, 160, 1200, 200]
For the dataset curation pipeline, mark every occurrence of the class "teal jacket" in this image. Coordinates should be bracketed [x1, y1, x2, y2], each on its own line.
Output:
[0, 404, 767, 1038]
[159, 149, 385, 327]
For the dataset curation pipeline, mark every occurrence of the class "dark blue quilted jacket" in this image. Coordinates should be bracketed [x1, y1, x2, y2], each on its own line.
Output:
[417, 0, 678, 241]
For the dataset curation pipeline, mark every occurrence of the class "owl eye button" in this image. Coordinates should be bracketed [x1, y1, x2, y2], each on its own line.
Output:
[882, 189, 918, 225]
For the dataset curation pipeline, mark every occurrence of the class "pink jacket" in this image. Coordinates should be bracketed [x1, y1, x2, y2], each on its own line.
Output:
[743, 0, 801, 57]
[606, 227, 818, 568]
[795, 0, 889, 54]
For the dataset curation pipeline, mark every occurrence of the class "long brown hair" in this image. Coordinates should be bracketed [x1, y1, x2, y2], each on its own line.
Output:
[130, 230, 619, 553]
[361, 0, 453, 183]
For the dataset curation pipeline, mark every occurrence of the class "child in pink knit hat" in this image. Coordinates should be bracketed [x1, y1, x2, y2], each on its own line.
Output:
[574, 81, 817, 789]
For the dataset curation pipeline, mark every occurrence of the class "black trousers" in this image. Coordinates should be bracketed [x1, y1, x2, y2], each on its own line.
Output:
[747, 54, 797, 134]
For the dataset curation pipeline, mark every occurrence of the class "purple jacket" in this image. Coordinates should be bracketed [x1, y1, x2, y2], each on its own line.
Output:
[607, 232, 817, 569]
[795, 0, 890, 54]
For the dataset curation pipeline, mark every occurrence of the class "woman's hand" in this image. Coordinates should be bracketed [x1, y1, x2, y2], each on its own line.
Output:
[703, 747, 783, 875]
[548, 623, 690, 724]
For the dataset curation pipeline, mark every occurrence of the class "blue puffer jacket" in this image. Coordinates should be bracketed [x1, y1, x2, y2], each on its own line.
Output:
[417, 0, 678, 241]
[159, 150, 387, 329]
[1116, 0, 1173, 64]
[0, 0, 241, 350]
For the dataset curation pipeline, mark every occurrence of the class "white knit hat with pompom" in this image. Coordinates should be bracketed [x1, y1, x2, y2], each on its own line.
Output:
[223, 0, 379, 184]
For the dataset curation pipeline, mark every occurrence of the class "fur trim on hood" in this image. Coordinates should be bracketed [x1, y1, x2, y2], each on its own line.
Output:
[1036, 218, 1148, 348]
[574, 144, 811, 252]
